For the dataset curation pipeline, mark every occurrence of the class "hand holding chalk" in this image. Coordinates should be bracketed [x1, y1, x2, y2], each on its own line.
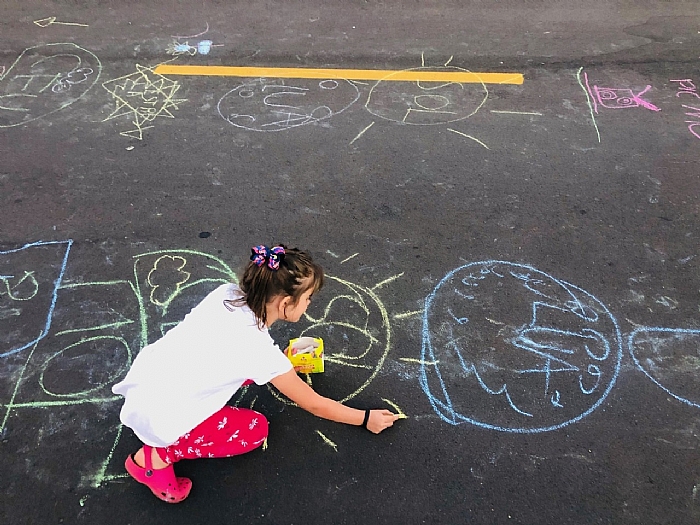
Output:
[364, 409, 401, 434]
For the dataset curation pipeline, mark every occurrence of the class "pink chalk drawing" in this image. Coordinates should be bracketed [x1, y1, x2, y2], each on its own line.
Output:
[583, 72, 660, 113]
[683, 104, 700, 140]
[671, 79, 700, 99]
[670, 79, 700, 141]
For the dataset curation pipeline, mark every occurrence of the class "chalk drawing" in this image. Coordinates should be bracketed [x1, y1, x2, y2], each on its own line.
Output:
[0, 272, 137, 491]
[578, 68, 662, 142]
[257, 263, 405, 452]
[217, 78, 360, 132]
[349, 121, 375, 145]
[316, 430, 338, 451]
[0, 240, 72, 358]
[382, 398, 408, 419]
[352, 54, 535, 149]
[197, 41, 213, 55]
[0, 244, 238, 488]
[166, 40, 218, 56]
[0, 43, 102, 128]
[365, 66, 489, 125]
[33, 17, 89, 28]
[671, 79, 700, 100]
[172, 22, 210, 40]
[576, 68, 601, 143]
[166, 41, 197, 56]
[668, 80, 700, 140]
[165, 22, 220, 56]
[629, 328, 700, 409]
[420, 261, 622, 433]
[269, 273, 395, 404]
[132, 249, 237, 345]
[447, 128, 490, 149]
[101, 63, 187, 140]
[583, 74, 660, 113]
[89, 249, 237, 486]
[39, 336, 132, 399]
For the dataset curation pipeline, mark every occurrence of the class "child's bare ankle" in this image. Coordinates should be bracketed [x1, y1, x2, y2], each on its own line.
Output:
[133, 447, 169, 470]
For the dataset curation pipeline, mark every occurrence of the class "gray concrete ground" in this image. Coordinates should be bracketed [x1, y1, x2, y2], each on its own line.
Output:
[2, 1, 700, 524]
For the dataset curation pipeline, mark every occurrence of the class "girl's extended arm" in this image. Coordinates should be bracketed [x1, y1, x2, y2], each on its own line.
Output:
[269, 369, 398, 434]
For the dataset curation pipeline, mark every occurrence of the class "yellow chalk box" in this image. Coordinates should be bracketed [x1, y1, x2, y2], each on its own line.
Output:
[285, 337, 324, 374]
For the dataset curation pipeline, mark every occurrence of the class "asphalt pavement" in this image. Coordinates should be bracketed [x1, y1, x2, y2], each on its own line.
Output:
[2, 1, 700, 524]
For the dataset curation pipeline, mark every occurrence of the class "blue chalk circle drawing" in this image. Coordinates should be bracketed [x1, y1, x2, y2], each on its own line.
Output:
[0, 240, 72, 358]
[629, 327, 700, 409]
[420, 261, 622, 433]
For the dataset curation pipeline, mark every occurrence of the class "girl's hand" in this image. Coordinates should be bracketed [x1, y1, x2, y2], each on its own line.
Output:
[366, 409, 400, 434]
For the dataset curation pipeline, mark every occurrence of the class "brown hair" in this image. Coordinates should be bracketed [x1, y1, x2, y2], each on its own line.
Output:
[226, 245, 324, 328]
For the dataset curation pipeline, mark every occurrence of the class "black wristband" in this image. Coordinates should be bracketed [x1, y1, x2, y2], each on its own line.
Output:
[362, 409, 371, 429]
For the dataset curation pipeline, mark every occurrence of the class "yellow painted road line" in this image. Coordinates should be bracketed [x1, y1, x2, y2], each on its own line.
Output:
[153, 65, 524, 85]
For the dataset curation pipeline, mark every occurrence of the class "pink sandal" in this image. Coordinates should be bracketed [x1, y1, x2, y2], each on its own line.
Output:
[125, 446, 192, 503]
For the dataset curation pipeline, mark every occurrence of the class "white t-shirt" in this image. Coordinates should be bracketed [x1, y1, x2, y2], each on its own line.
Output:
[112, 283, 292, 447]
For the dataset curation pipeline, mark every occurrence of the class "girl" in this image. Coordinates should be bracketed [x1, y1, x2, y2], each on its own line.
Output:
[112, 244, 399, 503]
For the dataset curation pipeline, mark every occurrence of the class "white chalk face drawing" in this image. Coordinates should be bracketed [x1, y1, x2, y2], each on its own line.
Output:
[217, 78, 360, 131]
[420, 261, 622, 433]
[0, 241, 72, 360]
[0, 43, 101, 128]
[365, 66, 488, 125]
[629, 328, 700, 409]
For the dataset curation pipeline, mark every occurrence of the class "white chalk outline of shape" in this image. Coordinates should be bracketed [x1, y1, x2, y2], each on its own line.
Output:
[419, 260, 622, 433]
[0, 43, 102, 128]
[364, 65, 488, 126]
[216, 78, 360, 132]
[0, 240, 73, 358]
[628, 327, 700, 408]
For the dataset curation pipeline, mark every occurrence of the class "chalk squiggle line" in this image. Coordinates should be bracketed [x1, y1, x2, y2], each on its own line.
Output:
[1, 271, 39, 300]
[171, 22, 209, 39]
[576, 67, 601, 143]
[628, 327, 700, 409]
[447, 327, 533, 417]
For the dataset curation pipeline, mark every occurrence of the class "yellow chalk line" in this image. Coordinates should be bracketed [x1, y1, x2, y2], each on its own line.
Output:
[153, 65, 524, 85]
[393, 310, 423, 320]
[340, 252, 360, 263]
[316, 430, 338, 451]
[371, 272, 404, 291]
[382, 398, 408, 419]
[447, 128, 490, 149]
[399, 357, 439, 366]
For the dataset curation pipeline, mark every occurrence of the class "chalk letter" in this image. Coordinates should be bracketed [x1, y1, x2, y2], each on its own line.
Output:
[687, 122, 700, 140]
[683, 105, 700, 119]
[670, 79, 696, 91]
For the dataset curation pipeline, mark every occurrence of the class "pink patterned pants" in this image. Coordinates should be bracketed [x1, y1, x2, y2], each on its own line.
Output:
[155, 406, 269, 464]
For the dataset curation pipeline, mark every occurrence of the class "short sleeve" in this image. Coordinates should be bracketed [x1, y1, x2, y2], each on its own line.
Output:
[246, 336, 293, 385]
